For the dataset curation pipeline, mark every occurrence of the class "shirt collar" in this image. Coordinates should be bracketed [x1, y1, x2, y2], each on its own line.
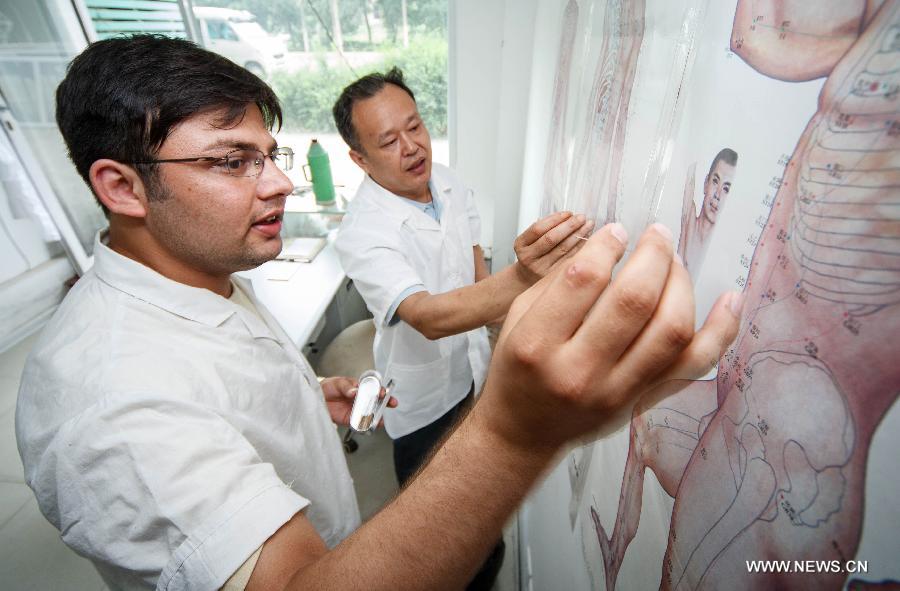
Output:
[404, 182, 442, 221]
[91, 233, 238, 328]
[358, 169, 452, 222]
[428, 165, 453, 199]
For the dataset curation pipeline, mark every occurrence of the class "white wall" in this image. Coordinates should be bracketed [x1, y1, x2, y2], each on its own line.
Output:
[449, 0, 538, 268]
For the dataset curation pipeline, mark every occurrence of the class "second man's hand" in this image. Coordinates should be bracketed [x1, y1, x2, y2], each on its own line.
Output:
[320, 376, 398, 427]
[514, 211, 595, 283]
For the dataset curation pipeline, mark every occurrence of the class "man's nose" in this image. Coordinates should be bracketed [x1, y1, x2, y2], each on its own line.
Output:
[258, 158, 294, 200]
[399, 133, 417, 155]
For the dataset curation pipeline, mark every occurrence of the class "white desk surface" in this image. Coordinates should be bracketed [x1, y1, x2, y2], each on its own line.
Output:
[239, 235, 346, 347]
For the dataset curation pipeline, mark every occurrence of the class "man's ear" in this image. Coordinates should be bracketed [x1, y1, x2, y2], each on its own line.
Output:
[89, 159, 149, 218]
[348, 149, 370, 175]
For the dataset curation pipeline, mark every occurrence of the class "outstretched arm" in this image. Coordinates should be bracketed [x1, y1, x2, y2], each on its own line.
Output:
[248, 223, 742, 590]
[731, 0, 867, 82]
[397, 212, 592, 340]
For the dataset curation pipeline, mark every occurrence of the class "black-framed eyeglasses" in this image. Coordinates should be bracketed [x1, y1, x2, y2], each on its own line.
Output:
[134, 147, 294, 178]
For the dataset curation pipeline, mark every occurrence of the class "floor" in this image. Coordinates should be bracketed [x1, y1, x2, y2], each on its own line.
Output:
[0, 334, 516, 590]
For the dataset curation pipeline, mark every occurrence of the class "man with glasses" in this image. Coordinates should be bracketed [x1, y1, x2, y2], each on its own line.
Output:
[16, 35, 741, 590]
[17, 34, 366, 590]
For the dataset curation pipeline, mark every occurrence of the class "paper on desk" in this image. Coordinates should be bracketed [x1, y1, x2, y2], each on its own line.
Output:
[265, 261, 301, 281]
[276, 237, 326, 263]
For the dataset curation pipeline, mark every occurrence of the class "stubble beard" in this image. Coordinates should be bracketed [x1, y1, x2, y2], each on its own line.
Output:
[145, 182, 276, 277]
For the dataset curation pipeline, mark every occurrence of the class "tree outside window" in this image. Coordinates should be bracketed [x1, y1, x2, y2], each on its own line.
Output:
[194, 0, 449, 196]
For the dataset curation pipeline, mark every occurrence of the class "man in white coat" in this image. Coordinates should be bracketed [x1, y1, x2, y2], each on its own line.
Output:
[333, 69, 590, 467]
[333, 68, 594, 587]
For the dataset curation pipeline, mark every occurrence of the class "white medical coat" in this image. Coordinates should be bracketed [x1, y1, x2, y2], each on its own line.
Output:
[335, 163, 491, 439]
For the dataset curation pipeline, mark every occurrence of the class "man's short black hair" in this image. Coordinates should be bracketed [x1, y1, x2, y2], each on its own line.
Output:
[332, 67, 416, 153]
[56, 34, 282, 214]
[707, 148, 738, 179]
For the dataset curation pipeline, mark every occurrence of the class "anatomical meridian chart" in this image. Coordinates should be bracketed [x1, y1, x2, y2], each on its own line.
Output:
[521, 0, 900, 589]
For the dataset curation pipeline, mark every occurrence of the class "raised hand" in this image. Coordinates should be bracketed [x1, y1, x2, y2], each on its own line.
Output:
[480, 222, 742, 451]
[513, 211, 595, 283]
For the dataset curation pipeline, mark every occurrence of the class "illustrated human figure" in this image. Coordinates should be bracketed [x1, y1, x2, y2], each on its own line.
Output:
[567, 0, 646, 224]
[541, 0, 579, 217]
[591, 2, 900, 589]
[677, 149, 739, 278]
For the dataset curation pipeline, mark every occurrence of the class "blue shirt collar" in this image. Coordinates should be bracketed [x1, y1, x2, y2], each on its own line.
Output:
[400, 181, 441, 221]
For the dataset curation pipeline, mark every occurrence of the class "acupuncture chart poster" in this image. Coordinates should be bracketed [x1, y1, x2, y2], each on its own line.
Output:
[519, 0, 900, 588]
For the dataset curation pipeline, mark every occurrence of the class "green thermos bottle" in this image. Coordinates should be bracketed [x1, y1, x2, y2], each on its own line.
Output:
[303, 139, 336, 205]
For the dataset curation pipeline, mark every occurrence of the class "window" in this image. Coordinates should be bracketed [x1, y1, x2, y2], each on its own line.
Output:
[84, 0, 188, 40]
[0, 1, 96, 346]
[0, 1, 102, 262]
[194, 1, 450, 199]
[207, 20, 238, 41]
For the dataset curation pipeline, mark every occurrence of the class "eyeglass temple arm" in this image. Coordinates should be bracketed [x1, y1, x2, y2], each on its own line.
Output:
[133, 156, 223, 164]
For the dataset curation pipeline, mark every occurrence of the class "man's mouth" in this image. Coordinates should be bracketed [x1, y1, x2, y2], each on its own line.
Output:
[251, 211, 284, 238]
[253, 212, 283, 226]
[406, 157, 426, 173]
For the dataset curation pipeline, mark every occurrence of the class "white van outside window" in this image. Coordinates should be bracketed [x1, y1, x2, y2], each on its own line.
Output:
[194, 6, 286, 78]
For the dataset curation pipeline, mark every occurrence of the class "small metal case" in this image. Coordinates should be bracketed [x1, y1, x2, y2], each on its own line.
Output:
[348, 370, 394, 433]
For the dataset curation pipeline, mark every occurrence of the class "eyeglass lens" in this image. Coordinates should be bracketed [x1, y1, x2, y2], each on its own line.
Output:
[225, 148, 293, 177]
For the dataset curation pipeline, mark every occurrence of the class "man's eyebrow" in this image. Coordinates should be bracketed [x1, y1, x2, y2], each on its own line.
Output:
[200, 139, 278, 153]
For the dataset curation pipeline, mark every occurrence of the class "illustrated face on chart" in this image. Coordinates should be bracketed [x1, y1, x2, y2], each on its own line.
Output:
[350, 83, 433, 202]
[702, 159, 735, 224]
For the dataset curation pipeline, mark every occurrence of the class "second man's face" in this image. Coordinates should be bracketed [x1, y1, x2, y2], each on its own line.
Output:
[349, 84, 433, 201]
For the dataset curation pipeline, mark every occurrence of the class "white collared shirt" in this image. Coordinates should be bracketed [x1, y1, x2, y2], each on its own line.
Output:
[15, 239, 360, 591]
[335, 163, 491, 439]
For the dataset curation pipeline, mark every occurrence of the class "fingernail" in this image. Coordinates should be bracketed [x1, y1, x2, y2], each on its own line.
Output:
[584, 219, 596, 232]
[575, 214, 586, 223]
[651, 223, 673, 242]
[608, 222, 628, 244]
[728, 291, 745, 317]
[674, 253, 684, 266]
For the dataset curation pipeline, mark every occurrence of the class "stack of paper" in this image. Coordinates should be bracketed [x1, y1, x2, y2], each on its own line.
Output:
[276, 237, 326, 263]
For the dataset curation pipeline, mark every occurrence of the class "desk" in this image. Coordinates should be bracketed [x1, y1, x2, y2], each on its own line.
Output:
[239, 235, 346, 348]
